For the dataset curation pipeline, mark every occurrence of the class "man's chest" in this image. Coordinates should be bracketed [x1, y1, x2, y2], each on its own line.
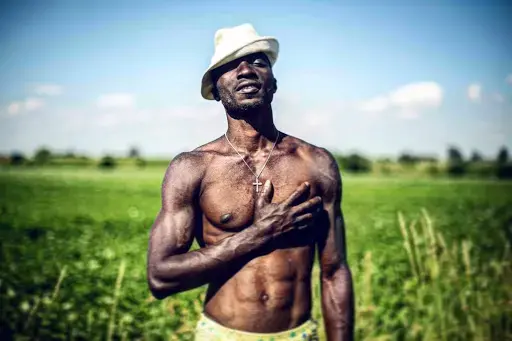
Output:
[198, 157, 319, 233]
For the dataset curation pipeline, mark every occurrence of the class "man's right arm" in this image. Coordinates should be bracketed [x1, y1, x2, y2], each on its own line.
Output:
[147, 153, 323, 299]
[147, 152, 263, 299]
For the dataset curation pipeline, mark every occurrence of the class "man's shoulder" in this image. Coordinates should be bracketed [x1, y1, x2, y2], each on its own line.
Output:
[193, 135, 227, 156]
[167, 151, 207, 169]
[283, 134, 341, 192]
[165, 136, 225, 176]
[283, 134, 338, 167]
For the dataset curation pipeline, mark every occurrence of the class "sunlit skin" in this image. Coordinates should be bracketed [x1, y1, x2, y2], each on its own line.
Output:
[147, 52, 354, 340]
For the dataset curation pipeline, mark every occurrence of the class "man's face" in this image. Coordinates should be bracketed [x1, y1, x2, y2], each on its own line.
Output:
[212, 52, 277, 114]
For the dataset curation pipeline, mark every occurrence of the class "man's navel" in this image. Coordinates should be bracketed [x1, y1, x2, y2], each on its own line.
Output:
[260, 291, 269, 303]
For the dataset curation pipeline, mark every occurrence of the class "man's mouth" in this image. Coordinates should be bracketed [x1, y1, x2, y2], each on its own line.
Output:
[236, 82, 261, 94]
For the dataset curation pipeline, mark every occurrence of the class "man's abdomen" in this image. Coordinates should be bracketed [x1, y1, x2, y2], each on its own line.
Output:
[203, 247, 314, 333]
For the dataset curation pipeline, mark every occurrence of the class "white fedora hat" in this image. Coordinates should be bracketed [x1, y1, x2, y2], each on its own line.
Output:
[201, 23, 279, 100]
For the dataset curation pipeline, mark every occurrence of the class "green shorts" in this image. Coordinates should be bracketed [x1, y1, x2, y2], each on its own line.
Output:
[194, 313, 319, 341]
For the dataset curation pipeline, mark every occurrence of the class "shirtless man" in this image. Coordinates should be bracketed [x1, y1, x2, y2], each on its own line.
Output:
[147, 24, 354, 341]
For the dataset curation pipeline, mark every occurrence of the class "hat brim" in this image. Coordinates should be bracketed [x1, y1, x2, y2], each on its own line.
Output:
[201, 37, 279, 100]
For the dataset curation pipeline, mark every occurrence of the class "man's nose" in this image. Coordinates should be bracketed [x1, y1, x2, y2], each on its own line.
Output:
[236, 61, 257, 79]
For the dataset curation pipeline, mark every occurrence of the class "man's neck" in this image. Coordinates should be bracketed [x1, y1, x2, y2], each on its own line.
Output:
[225, 106, 279, 153]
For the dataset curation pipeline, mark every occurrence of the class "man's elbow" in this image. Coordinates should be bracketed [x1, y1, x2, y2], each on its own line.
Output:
[148, 275, 185, 299]
[321, 262, 353, 291]
[147, 264, 182, 299]
[148, 276, 167, 300]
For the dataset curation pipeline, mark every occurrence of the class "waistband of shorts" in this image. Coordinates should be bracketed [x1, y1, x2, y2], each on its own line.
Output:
[197, 312, 317, 338]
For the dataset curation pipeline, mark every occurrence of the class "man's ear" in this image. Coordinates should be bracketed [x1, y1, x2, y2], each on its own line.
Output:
[273, 78, 278, 94]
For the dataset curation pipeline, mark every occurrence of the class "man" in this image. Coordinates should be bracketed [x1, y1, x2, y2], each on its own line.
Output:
[147, 23, 354, 341]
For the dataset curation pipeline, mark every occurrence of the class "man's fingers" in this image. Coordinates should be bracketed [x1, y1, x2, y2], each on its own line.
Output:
[292, 196, 323, 216]
[293, 213, 314, 229]
[282, 182, 310, 207]
[258, 180, 274, 206]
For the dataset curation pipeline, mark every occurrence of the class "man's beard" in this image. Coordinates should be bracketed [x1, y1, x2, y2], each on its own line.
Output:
[217, 87, 271, 116]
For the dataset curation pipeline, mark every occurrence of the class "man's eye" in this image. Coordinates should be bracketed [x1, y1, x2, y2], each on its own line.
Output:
[253, 59, 268, 67]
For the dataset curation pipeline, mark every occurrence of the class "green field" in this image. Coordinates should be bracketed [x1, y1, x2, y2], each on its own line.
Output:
[1, 167, 511, 340]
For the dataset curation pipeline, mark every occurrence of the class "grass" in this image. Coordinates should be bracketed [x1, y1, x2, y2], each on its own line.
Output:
[0, 167, 511, 340]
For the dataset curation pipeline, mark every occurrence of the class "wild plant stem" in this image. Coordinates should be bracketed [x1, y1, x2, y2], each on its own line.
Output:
[107, 260, 126, 341]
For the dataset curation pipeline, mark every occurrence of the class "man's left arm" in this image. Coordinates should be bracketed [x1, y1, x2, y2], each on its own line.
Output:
[316, 151, 355, 341]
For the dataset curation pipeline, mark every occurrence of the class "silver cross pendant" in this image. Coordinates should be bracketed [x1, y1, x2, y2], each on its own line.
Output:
[252, 178, 263, 193]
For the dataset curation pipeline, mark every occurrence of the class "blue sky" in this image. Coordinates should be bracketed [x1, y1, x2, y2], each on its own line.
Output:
[1, 0, 511, 159]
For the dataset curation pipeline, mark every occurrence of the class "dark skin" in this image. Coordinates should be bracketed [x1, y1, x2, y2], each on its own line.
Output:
[147, 52, 354, 340]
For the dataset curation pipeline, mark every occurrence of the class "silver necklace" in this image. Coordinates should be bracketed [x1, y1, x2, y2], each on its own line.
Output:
[224, 130, 279, 193]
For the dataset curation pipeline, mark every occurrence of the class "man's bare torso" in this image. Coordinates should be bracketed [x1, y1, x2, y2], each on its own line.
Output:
[191, 133, 329, 332]
[148, 43, 354, 339]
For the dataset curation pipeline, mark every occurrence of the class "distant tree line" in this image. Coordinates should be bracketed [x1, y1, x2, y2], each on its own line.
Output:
[2, 145, 511, 179]
[0, 146, 148, 170]
[331, 145, 512, 180]
[442, 146, 511, 179]
[2, 148, 91, 167]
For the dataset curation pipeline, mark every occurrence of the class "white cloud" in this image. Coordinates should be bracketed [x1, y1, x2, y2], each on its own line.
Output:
[467, 83, 482, 102]
[97, 113, 119, 127]
[358, 96, 389, 113]
[90, 100, 224, 129]
[7, 102, 22, 115]
[397, 109, 420, 120]
[389, 82, 443, 109]
[25, 97, 45, 111]
[506, 74, 512, 85]
[97, 93, 136, 109]
[158, 104, 224, 121]
[34, 84, 63, 96]
[302, 111, 333, 127]
[357, 82, 443, 118]
[4, 98, 45, 116]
